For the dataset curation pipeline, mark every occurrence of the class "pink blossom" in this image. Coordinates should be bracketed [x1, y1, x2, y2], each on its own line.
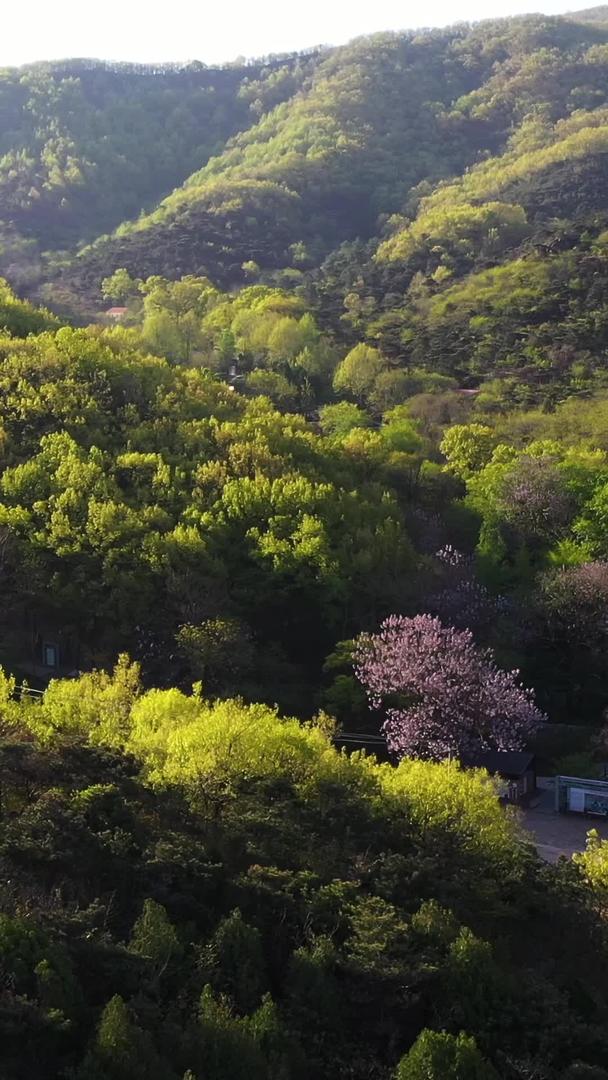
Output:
[354, 614, 544, 761]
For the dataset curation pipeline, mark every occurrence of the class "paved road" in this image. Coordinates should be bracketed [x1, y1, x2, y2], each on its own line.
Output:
[521, 780, 608, 862]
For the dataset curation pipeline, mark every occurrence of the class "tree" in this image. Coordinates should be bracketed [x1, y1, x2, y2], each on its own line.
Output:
[354, 614, 544, 760]
[285, 936, 343, 1034]
[128, 898, 180, 984]
[266, 316, 309, 362]
[573, 481, 608, 556]
[81, 994, 162, 1080]
[367, 370, 413, 413]
[332, 344, 387, 403]
[573, 829, 608, 915]
[244, 369, 298, 410]
[93, 995, 136, 1069]
[35, 655, 141, 748]
[380, 406, 425, 454]
[175, 618, 254, 695]
[141, 275, 217, 363]
[429, 547, 501, 635]
[197, 985, 267, 1080]
[440, 425, 494, 480]
[344, 895, 409, 979]
[199, 909, 267, 1014]
[318, 402, 371, 437]
[101, 269, 139, 304]
[396, 1029, 498, 1079]
[499, 455, 576, 544]
[439, 928, 504, 1033]
[532, 559, 608, 712]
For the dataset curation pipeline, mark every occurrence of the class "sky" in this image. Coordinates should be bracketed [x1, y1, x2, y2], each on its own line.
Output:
[0, 0, 594, 67]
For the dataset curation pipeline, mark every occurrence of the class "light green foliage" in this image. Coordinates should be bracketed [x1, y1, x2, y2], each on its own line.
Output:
[31, 656, 141, 747]
[128, 692, 339, 793]
[574, 481, 608, 555]
[396, 1029, 498, 1079]
[127, 688, 204, 775]
[378, 200, 528, 264]
[141, 274, 219, 363]
[333, 344, 387, 402]
[379, 759, 518, 866]
[94, 995, 135, 1063]
[573, 830, 608, 903]
[462, 440, 608, 571]
[0, 670, 20, 728]
[101, 269, 139, 304]
[199, 284, 333, 402]
[367, 370, 414, 413]
[0, 324, 414, 699]
[266, 316, 311, 362]
[244, 369, 298, 409]
[128, 898, 180, 971]
[440, 425, 495, 480]
[0, 277, 59, 335]
[319, 402, 371, 437]
[426, 258, 553, 325]
[1, 652, 606, 1077]
[410, 899, 459, 947]
[71, 29, 488, 291]
[368, 369, 458, 415]
[380, 407, 425, 455]
[8, 668, 520, 875]
[0, 55, 310, 263]
[84, 994, 161, 1080]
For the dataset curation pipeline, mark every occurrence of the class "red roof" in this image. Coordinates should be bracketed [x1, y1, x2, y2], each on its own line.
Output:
[106, 306, 128, 316]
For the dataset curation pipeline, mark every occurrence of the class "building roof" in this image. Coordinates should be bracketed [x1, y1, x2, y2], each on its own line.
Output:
[461, 749, 536, 778]
[105, 306, 128, 316]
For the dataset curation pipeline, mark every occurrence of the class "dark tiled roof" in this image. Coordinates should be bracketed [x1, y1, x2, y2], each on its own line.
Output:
[461, 749, 535, 778]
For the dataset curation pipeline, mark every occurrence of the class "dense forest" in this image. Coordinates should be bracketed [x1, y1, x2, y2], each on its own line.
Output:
[4, 7, 608, 1079]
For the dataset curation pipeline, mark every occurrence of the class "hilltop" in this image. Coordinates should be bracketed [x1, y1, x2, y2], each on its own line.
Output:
[0, 10, 608, 322]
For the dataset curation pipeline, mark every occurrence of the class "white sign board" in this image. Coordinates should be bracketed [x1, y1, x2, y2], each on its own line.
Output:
[569, 787, 586, 813]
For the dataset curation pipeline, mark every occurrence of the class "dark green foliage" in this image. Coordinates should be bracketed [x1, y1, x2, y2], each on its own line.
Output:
[0, 54, 317, 254]
[198, 910, 268, 1014]
[0, 706, 606, 1080]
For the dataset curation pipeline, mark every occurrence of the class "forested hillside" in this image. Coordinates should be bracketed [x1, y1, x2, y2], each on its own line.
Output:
[31, 9, 608, 311]
[4, 8, 608, 1079]
[0, 52, 319, 293]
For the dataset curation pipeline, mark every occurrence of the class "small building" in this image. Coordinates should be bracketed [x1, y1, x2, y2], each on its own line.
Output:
[2, 609, 82, 685]
[462, 749, 537, 804]
[555, 775, 608, 816]
[105, 306, 128, 321]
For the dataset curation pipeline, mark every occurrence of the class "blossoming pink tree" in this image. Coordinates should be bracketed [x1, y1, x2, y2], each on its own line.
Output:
[354, 614, 544, 761]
